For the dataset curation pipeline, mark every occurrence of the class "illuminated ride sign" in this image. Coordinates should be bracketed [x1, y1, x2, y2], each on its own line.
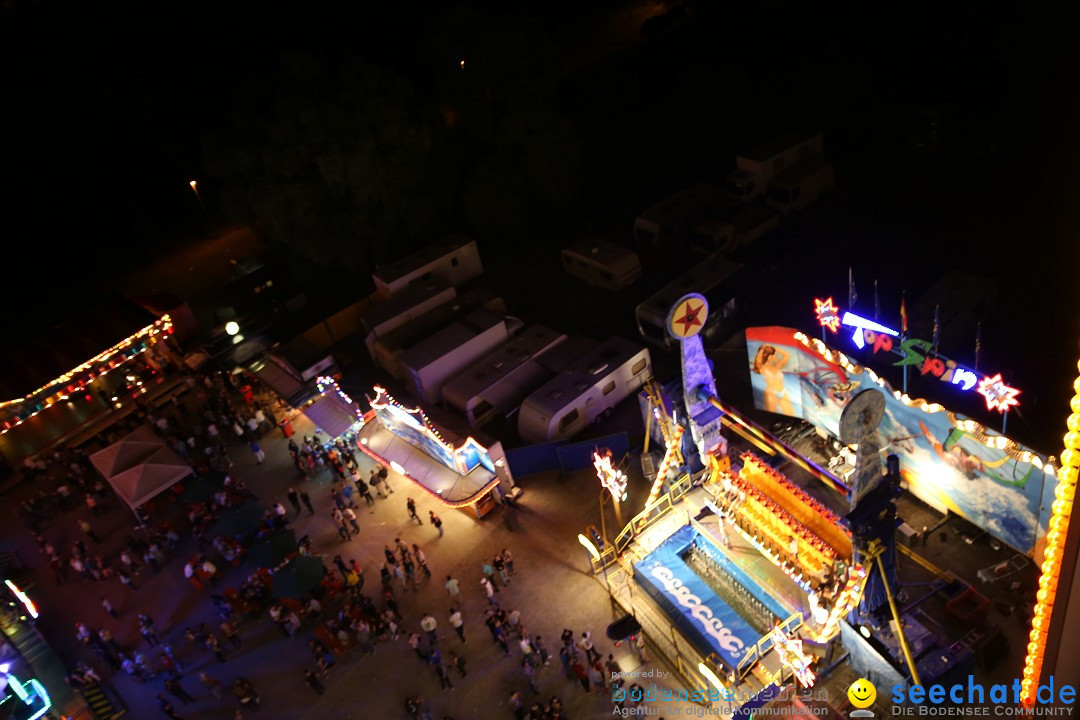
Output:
[813, 300, 1020, 413]
[593, 450, 628, 501]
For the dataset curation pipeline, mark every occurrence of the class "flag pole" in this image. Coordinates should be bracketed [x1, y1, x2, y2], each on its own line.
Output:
[901, 290, 908, 395]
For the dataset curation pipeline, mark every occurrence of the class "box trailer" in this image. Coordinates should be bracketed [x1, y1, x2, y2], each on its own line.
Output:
[688, 204, 780, 258]
[633, 184, 729, 247]
[372, 233, 483, 299]
[764, 158, 835, 216]
[400, 308, 513, 405]
[372, 288, 507, 377]
[517, 337, 651, 444]
[441, 325, 568, 426]
[361, 277, 457, 362]
[725, 131, 824, 203]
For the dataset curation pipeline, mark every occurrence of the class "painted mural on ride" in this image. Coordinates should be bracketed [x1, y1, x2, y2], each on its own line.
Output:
[745, 325, 1054, 557]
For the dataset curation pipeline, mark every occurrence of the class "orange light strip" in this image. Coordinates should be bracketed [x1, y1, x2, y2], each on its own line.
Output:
[1019, 361, 1079, 705]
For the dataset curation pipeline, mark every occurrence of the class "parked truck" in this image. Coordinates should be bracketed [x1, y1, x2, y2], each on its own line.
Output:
[725, 131, 824, 203]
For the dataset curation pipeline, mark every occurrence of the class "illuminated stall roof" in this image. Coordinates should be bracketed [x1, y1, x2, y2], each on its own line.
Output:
[360, 386, 500, 506]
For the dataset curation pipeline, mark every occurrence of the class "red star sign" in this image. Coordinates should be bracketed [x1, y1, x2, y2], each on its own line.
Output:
[814, 297, 841, 333]
[675, 302, 703, 333]
[977, 373, 1021, 413]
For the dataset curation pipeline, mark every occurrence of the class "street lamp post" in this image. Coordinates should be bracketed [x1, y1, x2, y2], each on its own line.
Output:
[189, 180, 212, 227]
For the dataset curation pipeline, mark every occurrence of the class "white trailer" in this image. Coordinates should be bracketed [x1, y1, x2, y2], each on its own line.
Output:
[725, 131, 824, 203]
[517, 337, 651, 444]
[400, 308, 512, 405]
[372, 233, 483, 299]
[441, 325, 568, 426]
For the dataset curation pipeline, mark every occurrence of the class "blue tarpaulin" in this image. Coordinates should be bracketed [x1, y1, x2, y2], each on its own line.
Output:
[633, 525, 761, 663]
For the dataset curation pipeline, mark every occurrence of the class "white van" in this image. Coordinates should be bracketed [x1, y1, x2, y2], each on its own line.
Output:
[517, 338, 651, 444]
[561, 238, 642, 291]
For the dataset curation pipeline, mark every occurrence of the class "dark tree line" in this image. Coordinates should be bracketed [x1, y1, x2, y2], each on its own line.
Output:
[202, 6, 581, 272]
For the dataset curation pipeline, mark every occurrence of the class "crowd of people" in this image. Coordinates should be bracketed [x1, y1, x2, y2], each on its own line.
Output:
[9, 366, 657, 720]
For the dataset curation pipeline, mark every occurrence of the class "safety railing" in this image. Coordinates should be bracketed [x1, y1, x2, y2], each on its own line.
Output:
[735, 611, 804, 679]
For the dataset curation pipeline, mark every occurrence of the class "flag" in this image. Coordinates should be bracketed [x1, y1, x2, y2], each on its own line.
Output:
[873, 279, 880, 321]
[932, 304, 941, 349]
[848, 267, 857, 309]
[900, 292, 907, 335]
[975, 322, 983, 370]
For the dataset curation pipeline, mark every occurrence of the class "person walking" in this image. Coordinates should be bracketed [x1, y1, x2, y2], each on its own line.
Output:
[165, 677, 196, 705]
[420, 612, 438, 644]
[304, 669, 325, 694]
[481, 577, 499, 607]
[412, 544, 431, 577]
[429, 511, 443, 537]
[287, 488, 301, 515]
[503, 547, 516, 575]
[249, 441, 265, 463]
[138, 614, 160, 647]
[79, 519, 101, 544]
[300, 490, 314, 515]
[407, 497, 422, 524]
[494, 553, 510, 586]
[535, 635, 551, 665]
[199, 671, 223, 700]
[445, 575, 462, 604]
[408, 632, 426, 661]
[522, 658, 540, 693]
[378, 463, 394, 494]
[355, 477, 375, 506]
[100, 596, 117, 618]
[449, 607, 466, 643]
[448, 650, 467, 678]
[156, 694, 183, 719]
[343, 506, 361, 534]
[331, 511, 351, 542]
[482, 561, 499, 589]
[370, 468, 386, 498]
[220, 619, 242, 648]
[206, 632, 227, 663]
[579, 631, 600, 664]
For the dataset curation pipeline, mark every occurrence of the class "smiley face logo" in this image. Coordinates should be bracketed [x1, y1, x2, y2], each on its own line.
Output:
[848, 678, 877, 709]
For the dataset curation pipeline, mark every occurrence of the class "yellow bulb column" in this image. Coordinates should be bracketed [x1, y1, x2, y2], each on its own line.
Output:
[1020, 360, 1080, 706]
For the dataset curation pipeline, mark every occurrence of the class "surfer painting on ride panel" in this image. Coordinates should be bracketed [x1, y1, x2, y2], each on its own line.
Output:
[752, 345, 794, 416]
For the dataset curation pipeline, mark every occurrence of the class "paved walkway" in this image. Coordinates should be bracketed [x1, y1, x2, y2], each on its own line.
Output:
[3, 402, 701, 719]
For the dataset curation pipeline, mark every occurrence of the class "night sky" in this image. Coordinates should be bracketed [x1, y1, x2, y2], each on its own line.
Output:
[2, 3, 1079, 446]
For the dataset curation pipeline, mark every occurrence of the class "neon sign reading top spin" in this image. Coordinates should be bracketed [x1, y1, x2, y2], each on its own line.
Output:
[813, 298, 1020, 414]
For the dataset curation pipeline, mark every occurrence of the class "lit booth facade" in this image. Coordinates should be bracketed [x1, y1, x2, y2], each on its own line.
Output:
[356, 386, 512, 519]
